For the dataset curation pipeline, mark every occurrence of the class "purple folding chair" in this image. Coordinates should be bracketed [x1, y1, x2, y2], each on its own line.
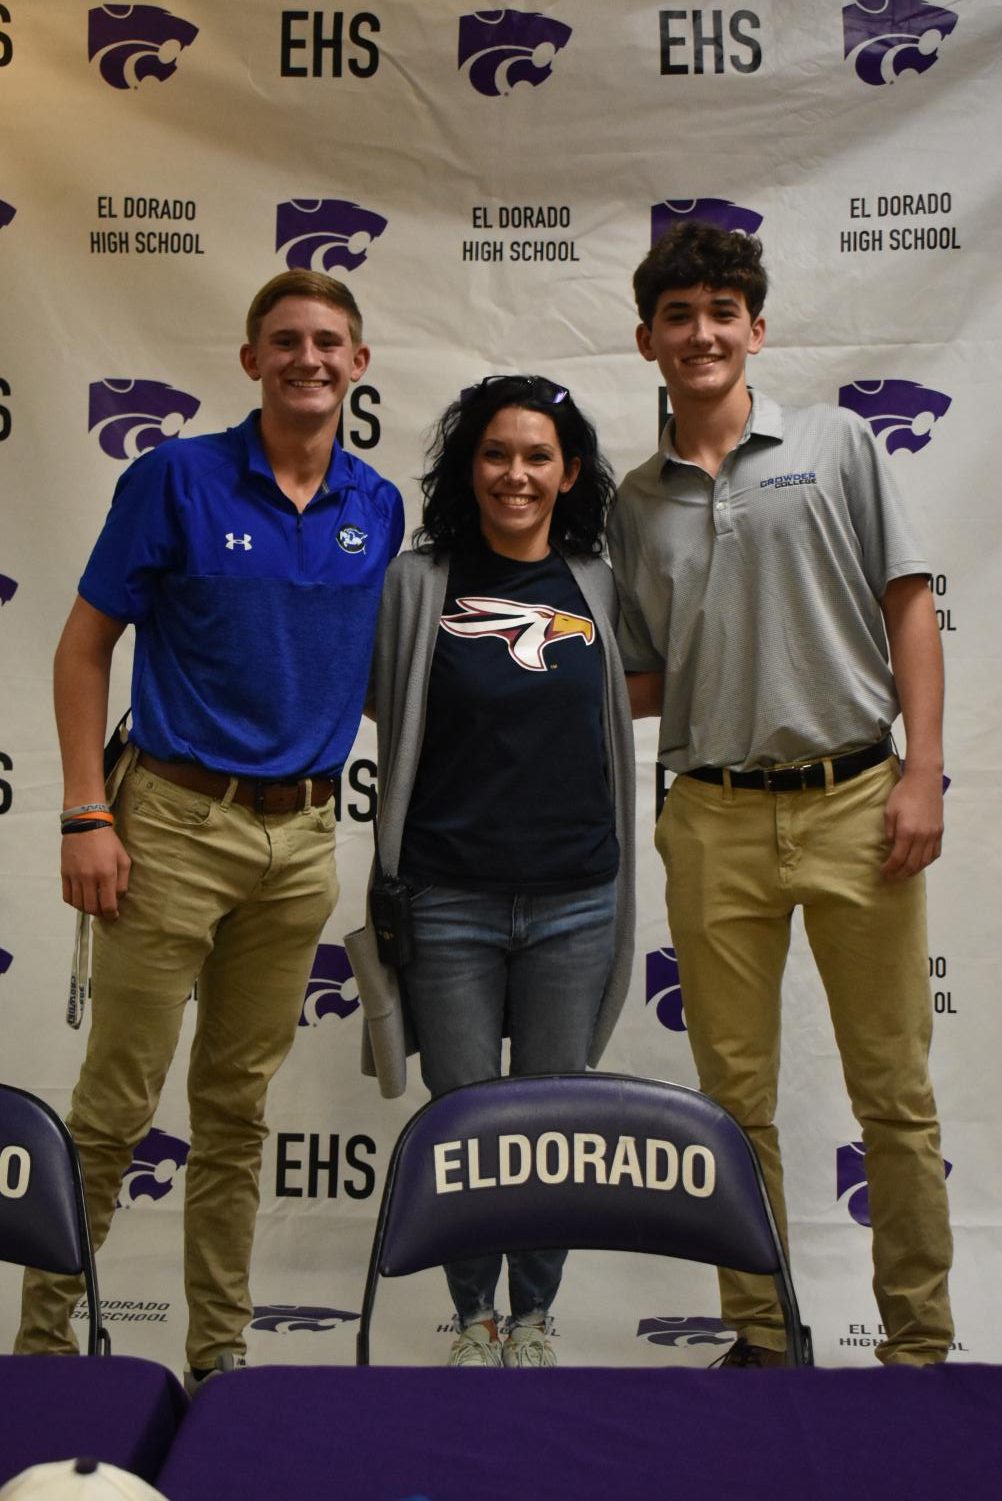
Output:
[357, 1071, 812, 1366]
[0, 1082, 110, 1355]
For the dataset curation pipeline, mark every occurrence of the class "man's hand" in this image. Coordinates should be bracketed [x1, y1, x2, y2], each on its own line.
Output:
[53, 596, 130, 916]
[881, 768, 943, 880]
[626, 671, 665, 719]
[879, 576, 945, 880]
[61, 826, 132, 918]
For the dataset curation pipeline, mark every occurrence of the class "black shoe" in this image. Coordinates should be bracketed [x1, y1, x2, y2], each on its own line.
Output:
[711, 1336, 787, 1369]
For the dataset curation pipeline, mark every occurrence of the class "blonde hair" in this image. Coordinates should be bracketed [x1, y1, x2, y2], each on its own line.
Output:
[245, 270, 363, 346]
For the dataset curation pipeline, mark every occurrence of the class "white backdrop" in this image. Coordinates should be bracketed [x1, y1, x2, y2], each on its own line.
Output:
[1, 1, 999, 1372]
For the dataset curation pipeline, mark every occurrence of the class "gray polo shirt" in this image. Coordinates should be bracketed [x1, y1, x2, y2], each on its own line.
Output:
[607, 391, 930, 773]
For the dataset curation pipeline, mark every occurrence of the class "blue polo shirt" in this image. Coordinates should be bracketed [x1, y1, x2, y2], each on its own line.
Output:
[79, 412, 404, 778]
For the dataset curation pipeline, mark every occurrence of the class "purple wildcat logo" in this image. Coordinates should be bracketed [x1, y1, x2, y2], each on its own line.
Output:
[0, 200, 15, 231]
[836, 1140, 952, 1227]
[843, 1, 958, 87]
[117, 1127, 190, 1207]
[88, 379, 200, 460]
[652, 198, 763, 246]
[637, 1316, 732, 1348]
[458, 10, 572, 97]
[299, 943, 360, 1027]
[0, 947, 12, 976]
[0, 575, 17, 606]
[250, 1304, 359, 1333]
[88, 5, 199, 90]
[839, 379, 951, 455]
[275, 199, 387, 273]
[646, 946, 686, 1032]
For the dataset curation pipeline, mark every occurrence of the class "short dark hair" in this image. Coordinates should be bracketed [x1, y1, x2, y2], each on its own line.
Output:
[633, 221, 768, 325]
[245, 270, 364, 346]
[415, 376, 615, 558]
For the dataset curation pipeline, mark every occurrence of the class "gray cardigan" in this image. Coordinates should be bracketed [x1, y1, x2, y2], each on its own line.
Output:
[347, 546, 636, 1099]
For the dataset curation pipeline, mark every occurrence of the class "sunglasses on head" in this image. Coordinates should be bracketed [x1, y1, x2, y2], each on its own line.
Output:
[460, 373, 569, 405]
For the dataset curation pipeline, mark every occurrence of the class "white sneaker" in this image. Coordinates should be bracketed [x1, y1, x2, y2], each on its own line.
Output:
[447, 1323, 503, 1367]
[183, 1349, 247, 1396]
[502, 1324, 556, 1368]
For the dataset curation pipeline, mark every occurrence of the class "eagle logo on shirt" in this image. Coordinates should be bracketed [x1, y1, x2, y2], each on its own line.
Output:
[440, 595, 594, 672]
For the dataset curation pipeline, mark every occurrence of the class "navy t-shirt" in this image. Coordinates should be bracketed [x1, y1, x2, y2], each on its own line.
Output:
[400, 543, 619, 893]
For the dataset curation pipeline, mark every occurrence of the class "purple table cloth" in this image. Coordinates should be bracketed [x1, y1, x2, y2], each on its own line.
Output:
[156, 1362, 1002, 1501]
[0, 1355, 187, 1484]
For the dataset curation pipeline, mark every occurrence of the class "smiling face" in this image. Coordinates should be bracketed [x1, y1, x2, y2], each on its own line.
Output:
[239, 295, 369, 433]
[637, 283, 765, 410]
[471, 406, 581, 561]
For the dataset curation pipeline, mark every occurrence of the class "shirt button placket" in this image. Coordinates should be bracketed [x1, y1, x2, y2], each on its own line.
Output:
[712, 474, 733, 536]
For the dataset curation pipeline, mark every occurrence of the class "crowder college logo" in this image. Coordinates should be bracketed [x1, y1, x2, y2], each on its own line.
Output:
[0, 575, 17, 607]
[836, 1140, 952, 1227]
[88, 4, 199, 90]
[646, 946, 686, 1032]
[0, 946, 12, 976]
[458, 10, 572, 97]
[299, 943, 360, 1027]
[275, 199, 387, 274]
[117, 1126, 190, 1208]
[441, 597, 593, 672]
[842, 1, 958, 87]
[839, 379, 951, 456]
[88, 379, 200, 460]
[651, 198, 762, 244]
[250, 1304, 359, 1333]
[0, 199, 15, 232]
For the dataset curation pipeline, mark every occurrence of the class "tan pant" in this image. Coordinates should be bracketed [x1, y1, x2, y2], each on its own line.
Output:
[657, 758, 953, 1365]
[16, 764, 338, 1368]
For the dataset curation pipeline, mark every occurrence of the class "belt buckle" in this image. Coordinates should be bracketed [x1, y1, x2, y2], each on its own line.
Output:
[791, 758, 820, 789]
[252, 777, 310, 813]
[764, 760, 815, 792]
[762, 765, 789, 792]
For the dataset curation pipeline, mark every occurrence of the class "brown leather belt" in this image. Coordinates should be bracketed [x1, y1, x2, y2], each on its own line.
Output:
[684, 735, 893, 793]
[136, 752, 336, 814]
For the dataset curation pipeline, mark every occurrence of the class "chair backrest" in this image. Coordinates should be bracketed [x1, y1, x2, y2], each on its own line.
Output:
[357, 1072, 809, 1364]
[0, 1083, 110, 1355]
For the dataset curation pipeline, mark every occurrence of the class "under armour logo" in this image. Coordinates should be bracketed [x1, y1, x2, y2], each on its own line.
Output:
[225, 532, 252, 551]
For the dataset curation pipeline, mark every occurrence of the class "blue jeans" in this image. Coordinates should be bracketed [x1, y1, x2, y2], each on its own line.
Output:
[403, 880, 617, 1327]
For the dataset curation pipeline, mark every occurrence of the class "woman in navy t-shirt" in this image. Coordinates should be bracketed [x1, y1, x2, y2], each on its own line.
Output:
[366, 376, 635, 1367]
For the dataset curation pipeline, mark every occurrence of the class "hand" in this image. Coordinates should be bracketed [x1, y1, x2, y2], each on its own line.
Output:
[61, 826, 132, 918]
[626, 671, 664, 719]
[881, 770, 943, 880]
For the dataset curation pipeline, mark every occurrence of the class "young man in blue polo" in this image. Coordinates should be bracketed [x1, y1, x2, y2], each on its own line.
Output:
[16, 271, 404, 1388]
[609, 220, 953, 1367]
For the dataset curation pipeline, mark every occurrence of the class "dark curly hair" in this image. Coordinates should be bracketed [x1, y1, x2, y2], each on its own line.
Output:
[414, 375, 615, 558]
[633, 221, 768, 326]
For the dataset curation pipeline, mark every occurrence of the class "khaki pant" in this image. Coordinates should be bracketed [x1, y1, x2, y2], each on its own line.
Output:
[657, 758, 953, 1365]
[16, 764, 338, 1368]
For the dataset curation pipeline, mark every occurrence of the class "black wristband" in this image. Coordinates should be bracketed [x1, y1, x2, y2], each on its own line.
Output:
[61, 821, 114, 835]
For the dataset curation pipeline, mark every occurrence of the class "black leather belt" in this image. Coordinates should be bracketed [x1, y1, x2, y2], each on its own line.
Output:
[684, 736, 893, 793]
[136, 752, 336, 813]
